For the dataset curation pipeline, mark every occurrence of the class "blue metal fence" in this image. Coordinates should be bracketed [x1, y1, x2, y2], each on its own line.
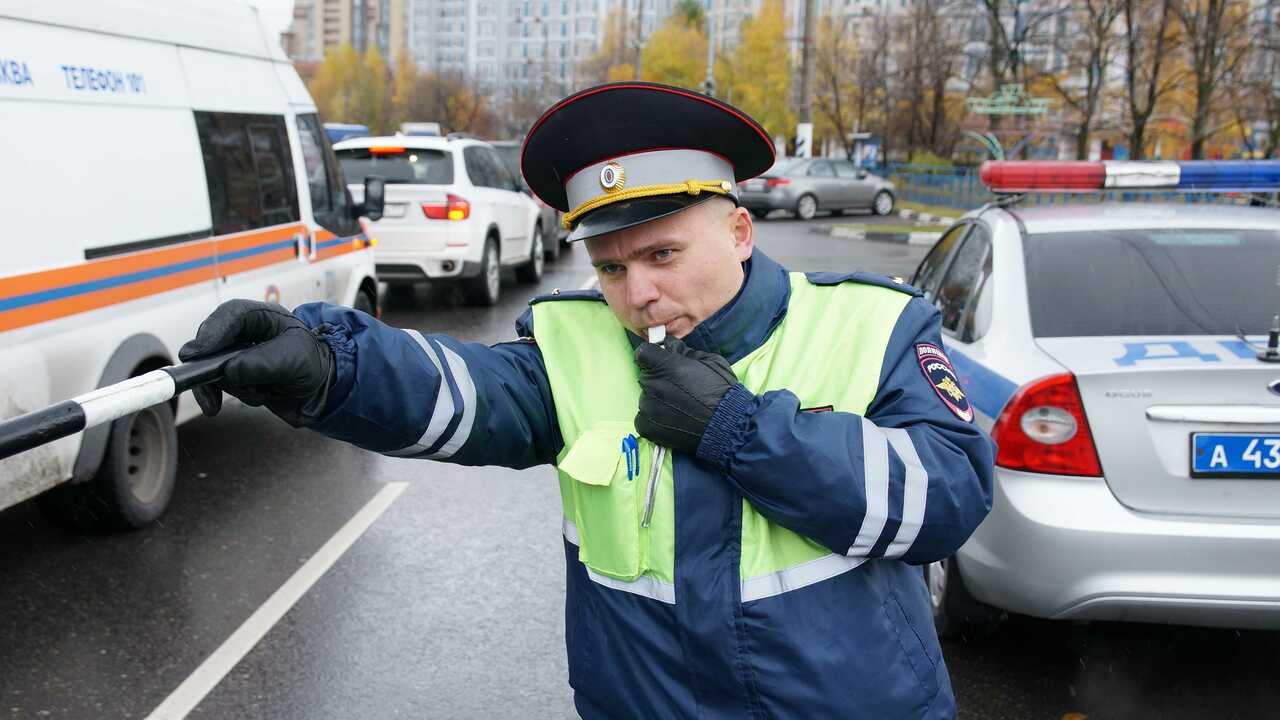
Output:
[883, 162, 1252, 213]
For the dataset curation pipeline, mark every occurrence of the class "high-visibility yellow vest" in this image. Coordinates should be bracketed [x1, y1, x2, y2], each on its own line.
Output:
[531, 273, 911, 599]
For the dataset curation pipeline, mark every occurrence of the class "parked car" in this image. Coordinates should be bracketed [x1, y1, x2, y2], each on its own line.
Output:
[915, 160, 1280, 635]
[335, 135, 545, 306]
[490, 140, 567, 259]
[739, 158, 896, 220]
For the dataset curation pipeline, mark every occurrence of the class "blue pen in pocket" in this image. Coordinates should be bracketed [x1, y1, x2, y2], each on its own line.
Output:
[621, 434, 640, 481]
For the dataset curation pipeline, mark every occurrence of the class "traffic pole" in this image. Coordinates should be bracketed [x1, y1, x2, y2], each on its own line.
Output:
[0, 351, 237, 461]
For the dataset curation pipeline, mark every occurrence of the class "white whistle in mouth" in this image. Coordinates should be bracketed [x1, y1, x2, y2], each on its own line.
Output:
[647, 325, 666, 345]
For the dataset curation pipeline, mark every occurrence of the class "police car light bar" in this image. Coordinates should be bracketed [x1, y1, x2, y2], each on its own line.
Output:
[979, 160, 1280, 193]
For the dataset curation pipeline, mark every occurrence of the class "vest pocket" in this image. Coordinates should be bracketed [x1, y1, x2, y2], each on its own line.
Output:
[559, 421, 642, 580]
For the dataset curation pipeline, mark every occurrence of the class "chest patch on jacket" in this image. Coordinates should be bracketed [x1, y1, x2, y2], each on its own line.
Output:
[916, 343, 973, 422]
[801, 405, 834, 413]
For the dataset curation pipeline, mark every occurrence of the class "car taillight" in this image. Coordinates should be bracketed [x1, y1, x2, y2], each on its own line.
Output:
[766, 177, 790, 187]
[422, 194, 470, 220]
[991, 372, 1102, 477]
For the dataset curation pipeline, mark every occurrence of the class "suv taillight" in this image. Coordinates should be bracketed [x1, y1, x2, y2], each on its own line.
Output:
[422, 194, 470, 220]
[991, 372, 1102, 477]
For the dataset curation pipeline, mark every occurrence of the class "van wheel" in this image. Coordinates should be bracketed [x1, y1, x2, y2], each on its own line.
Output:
[354, 287, 375, 316]
[37, 402, 178, 531]
[924, 556, 1003, 639]
[463, 237, 501, 306]
[515, 225, 545, 284]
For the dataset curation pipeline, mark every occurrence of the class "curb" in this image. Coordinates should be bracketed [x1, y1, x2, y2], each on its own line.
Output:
[897, 208, 951, 224]
[819, 225, 941, 245]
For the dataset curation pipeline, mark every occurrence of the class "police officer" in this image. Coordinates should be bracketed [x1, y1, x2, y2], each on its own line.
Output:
[181, 82, 995, 719]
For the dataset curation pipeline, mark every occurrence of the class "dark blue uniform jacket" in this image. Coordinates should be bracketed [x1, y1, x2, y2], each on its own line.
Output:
[294, 250, 995, 719]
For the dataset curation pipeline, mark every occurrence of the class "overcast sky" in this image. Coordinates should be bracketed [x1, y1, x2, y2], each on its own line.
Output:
[245, 0, 294, 35]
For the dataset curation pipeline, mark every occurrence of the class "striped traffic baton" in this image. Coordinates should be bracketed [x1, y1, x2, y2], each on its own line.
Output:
[0, 351, 237, 461]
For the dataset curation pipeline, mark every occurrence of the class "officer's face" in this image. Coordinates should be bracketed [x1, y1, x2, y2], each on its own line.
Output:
[586, 198, 753, 339]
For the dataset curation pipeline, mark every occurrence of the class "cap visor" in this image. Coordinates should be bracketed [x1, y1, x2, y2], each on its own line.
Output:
[567, 194, 728, 243]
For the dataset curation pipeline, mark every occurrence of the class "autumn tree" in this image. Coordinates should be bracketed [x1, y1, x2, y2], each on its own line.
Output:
[401, 71, 499, 137]
[389, 48, 419, 131]
[717, 0, 793, 140]
[1173, 0, 1252, 158]
[308, 44, 362, 122]
[640, 5, 708, 90]
[895, 0, 967, 157]
[1120, 0, 1179, 158]
[354, 45, 391, 134]
[580, 8, 632, 85]
[1028, 0, 1123, 159]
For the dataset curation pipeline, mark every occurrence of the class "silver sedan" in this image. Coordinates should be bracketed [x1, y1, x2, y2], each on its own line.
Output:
[738, 158, 896, 220]
[912, 201, 1280, 634]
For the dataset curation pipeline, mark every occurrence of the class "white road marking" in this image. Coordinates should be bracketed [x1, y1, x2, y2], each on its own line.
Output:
[144, 481, 410, 720]
[579, 272, 598, 291]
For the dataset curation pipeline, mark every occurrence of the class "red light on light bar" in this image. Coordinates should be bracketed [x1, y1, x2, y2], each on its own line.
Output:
[368, 146, 406, 155]
[980, 161, 1105, 192]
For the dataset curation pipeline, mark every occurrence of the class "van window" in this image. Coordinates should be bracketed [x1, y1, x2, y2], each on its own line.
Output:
[194, 112, 299, 235]
[297, 114, 359, 237]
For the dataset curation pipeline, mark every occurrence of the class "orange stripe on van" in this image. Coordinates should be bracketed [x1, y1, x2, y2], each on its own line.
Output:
[0, 266, 217, 333]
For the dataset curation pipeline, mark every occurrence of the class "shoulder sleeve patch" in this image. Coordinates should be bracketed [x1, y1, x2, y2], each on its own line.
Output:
[528, 288, 607, 305]
[803, 271, 923, 297]
[916, 343, 974, 422]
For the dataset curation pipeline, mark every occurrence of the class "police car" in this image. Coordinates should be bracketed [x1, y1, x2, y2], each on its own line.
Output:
[917, 160, 1280, 634]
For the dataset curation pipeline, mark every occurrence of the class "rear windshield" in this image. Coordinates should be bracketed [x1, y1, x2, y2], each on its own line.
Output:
[336, 148, 453, 185]
[1025, 227, 1280, 337]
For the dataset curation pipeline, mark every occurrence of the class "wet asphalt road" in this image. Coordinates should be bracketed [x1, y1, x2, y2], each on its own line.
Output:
[2, 210, 1278, 719]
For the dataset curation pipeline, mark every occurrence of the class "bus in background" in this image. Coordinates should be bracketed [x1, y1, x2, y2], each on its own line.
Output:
[325, 122, 370, 143]
[0, 0, 381, 530]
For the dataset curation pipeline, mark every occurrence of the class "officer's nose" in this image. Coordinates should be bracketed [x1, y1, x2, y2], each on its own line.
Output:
[624, 264, 661, 313]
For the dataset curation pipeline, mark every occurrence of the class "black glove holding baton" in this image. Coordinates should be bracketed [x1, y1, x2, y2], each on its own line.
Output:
[178, 300, 336, 426]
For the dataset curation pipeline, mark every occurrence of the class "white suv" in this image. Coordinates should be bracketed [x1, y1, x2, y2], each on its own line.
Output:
[335, 135, 545, 305]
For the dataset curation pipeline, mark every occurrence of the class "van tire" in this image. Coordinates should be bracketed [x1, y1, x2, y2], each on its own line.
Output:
[38, 402, 178, 531]
[354, 287, 375, 316]
[462, 237, 501, 306]
[515, 225, 545, 284]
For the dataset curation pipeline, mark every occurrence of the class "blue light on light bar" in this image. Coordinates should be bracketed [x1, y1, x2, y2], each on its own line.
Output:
[1176, 160, 1280, 190]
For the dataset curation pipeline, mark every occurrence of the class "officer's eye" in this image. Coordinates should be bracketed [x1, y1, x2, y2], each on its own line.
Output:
[653, 249, 674, 262]
[599, 263, 624, 275]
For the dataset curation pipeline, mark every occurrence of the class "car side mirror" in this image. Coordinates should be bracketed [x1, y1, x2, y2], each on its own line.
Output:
[856, 168, 869, 180]
[363, 175, 385, 222]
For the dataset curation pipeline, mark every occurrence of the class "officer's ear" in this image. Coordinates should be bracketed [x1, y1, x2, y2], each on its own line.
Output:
[729, 205, 753, 262]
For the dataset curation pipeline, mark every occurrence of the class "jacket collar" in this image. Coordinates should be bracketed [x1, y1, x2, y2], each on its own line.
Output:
[624, 249, 790, 364]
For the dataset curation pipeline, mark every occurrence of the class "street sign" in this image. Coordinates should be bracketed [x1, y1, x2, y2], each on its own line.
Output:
[965, 84, 1052, 116]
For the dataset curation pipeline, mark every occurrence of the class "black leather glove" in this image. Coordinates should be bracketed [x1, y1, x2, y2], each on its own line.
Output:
[634, 336, 739, 456]
[179, 300, 335, 426]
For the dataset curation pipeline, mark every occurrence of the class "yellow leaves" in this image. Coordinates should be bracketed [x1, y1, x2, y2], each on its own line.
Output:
[307, 43, 391, 133]
[640, 14, 708, 91]
[606, 63, 635, 83]
[716, 0, 793, 139]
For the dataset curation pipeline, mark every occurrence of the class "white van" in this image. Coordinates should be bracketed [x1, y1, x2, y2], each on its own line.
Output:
[0, 1, 380, 529]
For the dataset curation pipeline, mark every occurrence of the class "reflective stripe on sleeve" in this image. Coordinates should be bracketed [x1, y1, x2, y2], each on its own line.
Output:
[384, 329, 470, 458]
[425, 342, 477, 460]
[882, 428, 928, 558]
[740, 552, 867, 603]
[562, 518, 677, 604]
[846, 417, 889, 557]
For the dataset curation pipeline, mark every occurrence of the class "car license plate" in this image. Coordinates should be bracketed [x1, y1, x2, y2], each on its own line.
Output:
[1191, 433, 1280, 478]
[744, 179, 765, 192]
[382, 203, 406, 218]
